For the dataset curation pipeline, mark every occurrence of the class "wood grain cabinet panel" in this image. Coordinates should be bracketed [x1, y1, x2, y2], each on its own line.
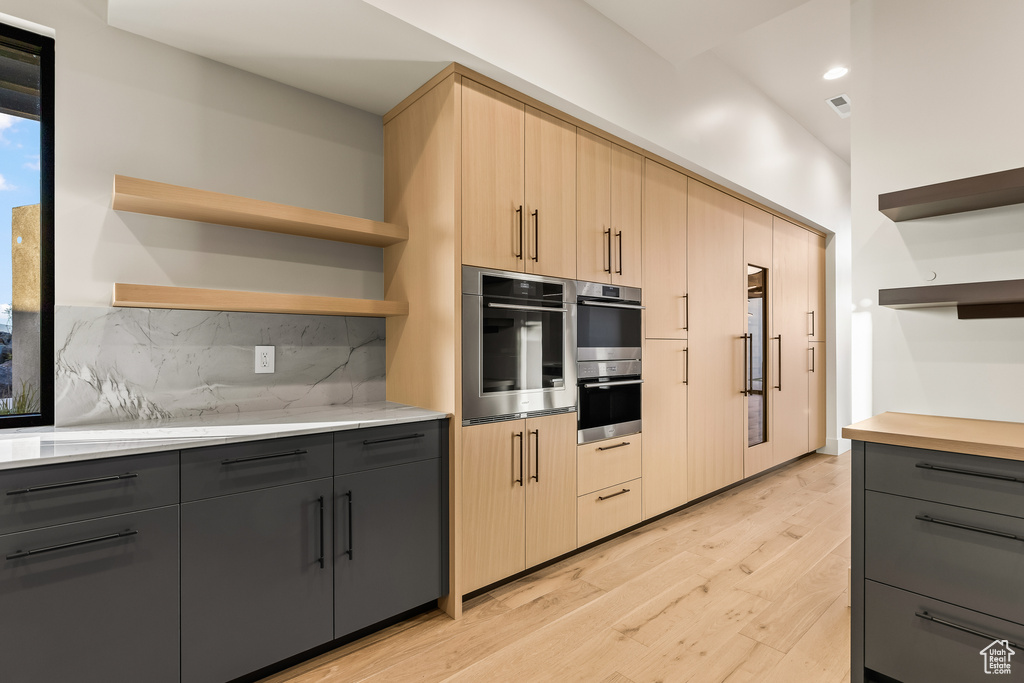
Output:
[642, 160, 687, 339]
[686, 182, 745, 500]
[578, 479, 642, 546]
[809, 233, 826, 342]
[525, 412, 578, 567]
[743, 204, 775, 477]
[642, 340, 688, 518]
[525, 107, 577, 279]
[772, 217, 811, 463]
[578, 434, 643, 497]
[809, 342, 826, 452]
[611, 143, 643, 288]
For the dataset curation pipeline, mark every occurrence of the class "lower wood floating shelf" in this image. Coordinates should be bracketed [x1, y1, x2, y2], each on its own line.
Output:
[878, 278, 1024, 319]
[113, 283, 409, 318]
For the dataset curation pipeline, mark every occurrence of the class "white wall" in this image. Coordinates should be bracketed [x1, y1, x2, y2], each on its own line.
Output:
[4, 0, 385, 308]
[851, 0, 1024, 423]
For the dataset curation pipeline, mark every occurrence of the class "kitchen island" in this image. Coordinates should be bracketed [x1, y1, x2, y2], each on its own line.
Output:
[844, 412, 1024, 683]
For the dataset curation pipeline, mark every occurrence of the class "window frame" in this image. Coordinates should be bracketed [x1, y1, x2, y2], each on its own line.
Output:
[0, 20, 54, 429]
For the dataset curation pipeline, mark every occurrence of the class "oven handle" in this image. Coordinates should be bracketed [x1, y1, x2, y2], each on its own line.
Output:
[487, 303, 569, 313]
[579, 300, 645, 310]
[582, 379, 644, 389]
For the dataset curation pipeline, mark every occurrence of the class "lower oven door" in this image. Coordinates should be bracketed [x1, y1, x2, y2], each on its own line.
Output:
[577, 377, 642, 444]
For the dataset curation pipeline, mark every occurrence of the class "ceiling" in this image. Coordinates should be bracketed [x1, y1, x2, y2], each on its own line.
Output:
[106, 0, 850, 162]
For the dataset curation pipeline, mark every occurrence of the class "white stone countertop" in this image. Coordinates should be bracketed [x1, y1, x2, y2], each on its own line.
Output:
[0, 402, 449, 470]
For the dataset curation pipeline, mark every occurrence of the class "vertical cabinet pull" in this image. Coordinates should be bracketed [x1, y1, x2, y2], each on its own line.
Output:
[513, 432, 524, 486]
[810, 346, 816, 372]
[317, 496, 325, 568]
[809, 310, 815, 336]
[531, 209, 539, 262]
[603, 229, 612, 273]
[343, 491, 353, 559]
[741, 333, 751, 395]
[682, 293, 689, 331]
[615, 230, 623, 275]
[530, 429, 540, 482]
[683, 347, 689, 386]
[773, 335, 782, 390]
[515, 205, 524, 259]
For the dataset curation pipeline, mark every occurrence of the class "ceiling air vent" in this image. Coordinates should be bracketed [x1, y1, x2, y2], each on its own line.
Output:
[827, 94, 851, 119]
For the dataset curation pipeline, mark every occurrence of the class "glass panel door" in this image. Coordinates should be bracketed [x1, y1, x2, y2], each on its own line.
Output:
[747, 266, 767, 447]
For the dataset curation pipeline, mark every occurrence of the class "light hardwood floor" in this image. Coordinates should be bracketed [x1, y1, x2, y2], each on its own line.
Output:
[262, 451, 851, 683]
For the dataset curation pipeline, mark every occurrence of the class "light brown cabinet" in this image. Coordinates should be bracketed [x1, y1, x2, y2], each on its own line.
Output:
[578, 435, 642, 496]
[686, 182, 745, 500]
[772, 217, 811, 463]
[577, 130, 641, 287]
[642, 160, 688, 339]
[461, 79, 576, 279]
[642, 340, 688, 518]
[809, 342, 826, 451]
[742, 204, 775, 478]
[809, 233, 826, 341]
[460, 412, 576, 593]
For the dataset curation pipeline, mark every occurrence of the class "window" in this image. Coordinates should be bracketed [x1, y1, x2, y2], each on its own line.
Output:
[0, 20, 53, 427]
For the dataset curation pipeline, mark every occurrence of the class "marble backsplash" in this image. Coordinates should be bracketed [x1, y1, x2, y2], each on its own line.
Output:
[55, 306, 385, 426]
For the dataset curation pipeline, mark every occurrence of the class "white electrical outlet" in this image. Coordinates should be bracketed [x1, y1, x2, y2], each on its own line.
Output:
[255, 346, 275, 374]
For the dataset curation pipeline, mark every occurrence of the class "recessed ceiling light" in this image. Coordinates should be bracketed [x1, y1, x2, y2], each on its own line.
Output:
[824, 66, 848, 80]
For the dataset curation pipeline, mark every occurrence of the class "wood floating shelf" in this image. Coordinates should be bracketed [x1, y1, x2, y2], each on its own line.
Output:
[879, 166, 1024, 222]
[878, 278, 1024, 319]
[113, 175, 408, 247]
[113, 283, 409, 318]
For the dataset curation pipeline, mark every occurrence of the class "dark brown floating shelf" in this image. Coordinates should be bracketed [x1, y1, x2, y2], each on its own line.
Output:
[879, 278, 1024, 319]
[878, 166, 1024, 221]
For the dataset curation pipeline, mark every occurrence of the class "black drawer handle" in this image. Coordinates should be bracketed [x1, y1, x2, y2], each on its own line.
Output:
[915, 462, 1024, 484]
[362, 433, 425, 446]
[317, 496, 325, 569]
[598, 488, 630, 501]
[915, 611, 1020, 649]
[596, 442, 631, 452]
[7, 472, 138, 496]
[343, 491, 353, 560]
[6, 529, 138, 560]
[221, 448, 307, 465]
[915, 514, 1023, 542]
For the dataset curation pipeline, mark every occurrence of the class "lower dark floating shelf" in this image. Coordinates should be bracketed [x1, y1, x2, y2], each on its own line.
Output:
[878, 278, 1024, 319]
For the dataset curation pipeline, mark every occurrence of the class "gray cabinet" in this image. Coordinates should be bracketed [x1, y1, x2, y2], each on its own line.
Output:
[180, 436, 334, 683]
[0, 486, 179, 683]
[852, 441, 1024, 683]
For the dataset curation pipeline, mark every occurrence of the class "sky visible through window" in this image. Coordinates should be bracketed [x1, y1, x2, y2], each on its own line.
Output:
[0, 112, 41, 332]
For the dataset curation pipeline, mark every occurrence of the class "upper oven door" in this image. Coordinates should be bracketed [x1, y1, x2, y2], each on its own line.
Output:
[577, 301, 643, 361]
[462, 267, 577, 422]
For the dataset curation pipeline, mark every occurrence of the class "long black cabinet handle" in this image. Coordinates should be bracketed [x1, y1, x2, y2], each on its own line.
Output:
[221, 448, 306, 465]
[362, 433, 425, 446]
[7, 472, 138, 495]
[344, 491, 353, 559]
[683, 347, 689, 386]
[915, 514, 1023, 542]
[915, 462, 1024, 484]
[741, 333, 751, 396]
[682, 293, 689, 331]
[516, 205, 524, 260]
[531, 429, 540, 482]
[615, 230, 623, 275]
[604, 229, 612, 273]
[598, 488, 630, 501]
[596, 441, 631, 451]
[6, 529, 138, 560]
[514, 432, 524, 487]
[915, 611, 1020, 649]
[317, 496, 325, 569]
[773, 335, 782, 391]
[531, 209, 539, 262]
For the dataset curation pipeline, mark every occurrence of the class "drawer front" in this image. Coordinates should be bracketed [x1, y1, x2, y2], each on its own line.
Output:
[181, 433, 332, 502]
[865, 442, 1024, 518]
[335, 420, 443, 475]
[578, 478, 642, 547]
[865, 490, 1024, 624]
[0, 451, 178, 535]
[578, 435, 642, 495]
[0, 506, 180, 683]
[865, 580, 1024, 683]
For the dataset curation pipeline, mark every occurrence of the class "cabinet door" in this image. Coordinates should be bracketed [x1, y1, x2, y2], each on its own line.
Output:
[525, 107, 576, 279]
[0, 506, 179, 683]
[461, 421, 526, 593]
[611, 143, 643, 288]
[809, 342, 826, 452]
[577, 129, 612, 283]
[772, 218, 810, 464]
[181, 479, 334, 683]
[686, 182, 745, 500]
[335, 458, 442, 637]
[642, 159, 687, 339]
[462, 78, 525, 272]
[643, 340, 688, 518]
[525, 412, 577, 567]
[809, 232, 826, 341]
[743, 204, 775, 477]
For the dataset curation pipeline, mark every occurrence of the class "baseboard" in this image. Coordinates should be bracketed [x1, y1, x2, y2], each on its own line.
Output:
[822, 437, 851, 456]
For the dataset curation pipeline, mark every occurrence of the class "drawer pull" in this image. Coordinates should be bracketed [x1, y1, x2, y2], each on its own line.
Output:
[362, 433, 425, 446]
[915, 514, 1023, 542]
[598, 488, 630, 501]
[317, 496, 325, 569]
[6, 529, 138, 560]
[221, 448, 307, 465]
[6, 472, 138, 496]
[596, 442, 631, 452]
[915, 611, 1021, 649]
[343, 491, 354, 559]
[915, 461, 1024, 484]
